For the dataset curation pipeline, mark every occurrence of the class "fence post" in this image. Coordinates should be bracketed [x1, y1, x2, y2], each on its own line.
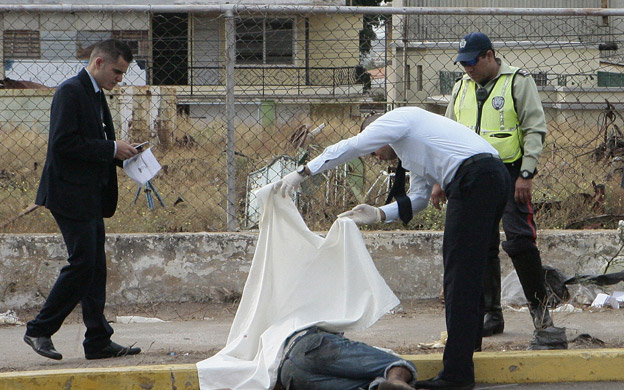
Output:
[225, 8, 238, 231]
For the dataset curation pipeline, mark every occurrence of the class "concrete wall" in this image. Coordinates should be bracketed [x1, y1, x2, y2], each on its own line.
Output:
[0, 230, 620, 311]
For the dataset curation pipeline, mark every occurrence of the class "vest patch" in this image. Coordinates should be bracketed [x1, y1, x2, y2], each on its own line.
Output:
[491, 96, 505, 110]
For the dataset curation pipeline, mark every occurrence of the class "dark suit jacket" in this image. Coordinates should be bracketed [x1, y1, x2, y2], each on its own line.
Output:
[36, 69, 121, 220]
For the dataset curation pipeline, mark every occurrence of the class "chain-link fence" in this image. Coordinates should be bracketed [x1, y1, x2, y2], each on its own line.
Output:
[2, 3, 624, 233]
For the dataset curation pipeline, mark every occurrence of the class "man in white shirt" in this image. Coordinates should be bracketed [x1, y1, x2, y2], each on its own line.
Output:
[274, 107, 511, 390]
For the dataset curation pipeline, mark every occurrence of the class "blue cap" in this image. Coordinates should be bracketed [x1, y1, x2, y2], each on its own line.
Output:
[455, 32, 493, 63]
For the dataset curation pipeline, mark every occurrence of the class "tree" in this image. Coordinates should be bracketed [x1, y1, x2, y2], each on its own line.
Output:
[351, 0, 385, 58]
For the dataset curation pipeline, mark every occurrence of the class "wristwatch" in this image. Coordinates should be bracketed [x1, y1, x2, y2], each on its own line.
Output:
[296, 165, 308, 176]
[520, 169, 535, 179]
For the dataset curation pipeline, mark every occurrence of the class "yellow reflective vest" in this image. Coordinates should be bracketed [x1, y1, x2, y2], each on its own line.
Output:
[454, 68, 523, 163]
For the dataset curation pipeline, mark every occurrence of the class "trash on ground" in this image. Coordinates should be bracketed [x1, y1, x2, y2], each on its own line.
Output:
[0, 310, 23, 325]
[570, 333, 605, 348]
[566, 270, 624, 286]
[501, 270, 527, 306]
[417, 331, 447, 349]
[569, 284, 604, 305]
[502, 266, 570, 307]
[505, 305, 530, 313]
[551, 303, 582, 313]
[590, 293, 620, 309]
[116, 315, 166, 323]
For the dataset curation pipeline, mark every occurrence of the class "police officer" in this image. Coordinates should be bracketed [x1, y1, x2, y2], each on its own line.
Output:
[431, 32, 566, 350]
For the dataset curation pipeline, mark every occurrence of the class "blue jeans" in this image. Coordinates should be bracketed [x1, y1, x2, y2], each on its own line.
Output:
[278, 328, 417, 390]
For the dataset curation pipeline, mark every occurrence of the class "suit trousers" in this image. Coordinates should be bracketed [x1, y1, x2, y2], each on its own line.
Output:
[440, 156, 510, 383]
[26, 211, 113, 352]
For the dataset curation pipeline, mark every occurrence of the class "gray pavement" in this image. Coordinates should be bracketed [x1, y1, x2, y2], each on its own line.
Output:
[1, 301, 623, 388]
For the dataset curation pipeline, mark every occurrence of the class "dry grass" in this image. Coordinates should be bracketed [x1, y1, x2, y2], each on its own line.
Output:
[2, 113, 624, 233]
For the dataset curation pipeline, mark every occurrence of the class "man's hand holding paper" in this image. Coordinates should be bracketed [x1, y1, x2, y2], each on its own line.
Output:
[123, 147, 162, 186]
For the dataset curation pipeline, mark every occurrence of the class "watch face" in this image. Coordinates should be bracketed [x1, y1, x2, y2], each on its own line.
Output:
[521, 171, 531, 179]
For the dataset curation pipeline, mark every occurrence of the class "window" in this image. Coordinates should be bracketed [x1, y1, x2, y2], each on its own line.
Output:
[532, 72, 548, 87]
[113, 30, 149, 60]
[236, 18, 293, 65]
[75, 30, 148, 61]
[4, 30, 40, 59]
[439, 71, 464, 95]
[76, 31, 111, 59]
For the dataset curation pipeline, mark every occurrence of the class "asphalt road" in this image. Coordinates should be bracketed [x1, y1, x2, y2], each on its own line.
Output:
[2, 300, 623, 388]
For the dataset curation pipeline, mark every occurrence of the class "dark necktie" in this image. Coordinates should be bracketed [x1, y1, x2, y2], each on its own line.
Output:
[96, 91, 105, 119]
[96, 91, 107, 139]
[385, 160, 413, 224]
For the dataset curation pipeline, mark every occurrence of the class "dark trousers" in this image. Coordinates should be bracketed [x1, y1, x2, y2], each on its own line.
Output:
[499, 162, 547, 307]
[501, 161, 539, 253]
[440, 157, 510, 383]
[26, 211, 113, 353]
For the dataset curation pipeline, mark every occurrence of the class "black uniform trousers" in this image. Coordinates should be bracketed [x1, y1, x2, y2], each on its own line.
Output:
[440, 156, 510, 383]
[500, 160, 547, 307]
[26, 211, 114, 353]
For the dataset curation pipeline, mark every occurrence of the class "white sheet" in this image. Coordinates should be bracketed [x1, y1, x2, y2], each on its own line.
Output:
[196, 185, 399, 390]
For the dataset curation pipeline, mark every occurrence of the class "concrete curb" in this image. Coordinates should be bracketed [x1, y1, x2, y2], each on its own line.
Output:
[409, 349, 624, 383]
[0, 364, 199, 390]
[1, 349, 624, 389]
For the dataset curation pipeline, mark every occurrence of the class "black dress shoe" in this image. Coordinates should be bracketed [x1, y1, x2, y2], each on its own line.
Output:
[413, 375, 474, 390]
[85, 341, 141, 360]
[482, 311, 504, 337]
[24, 335, 63, 360]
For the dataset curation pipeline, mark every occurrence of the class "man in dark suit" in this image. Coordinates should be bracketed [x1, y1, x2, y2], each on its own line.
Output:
[24, 39, 142, 360]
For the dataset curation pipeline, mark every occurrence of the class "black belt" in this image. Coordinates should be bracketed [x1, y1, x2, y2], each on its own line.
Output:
[460, 153, 499, 169]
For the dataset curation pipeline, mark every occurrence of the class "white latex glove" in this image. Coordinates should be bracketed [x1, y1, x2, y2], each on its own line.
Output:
[273, 171, 307, 198]
[337, 204, 382, 225]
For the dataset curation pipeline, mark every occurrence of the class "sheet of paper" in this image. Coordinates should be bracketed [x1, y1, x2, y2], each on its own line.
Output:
[123, 148, 161, 186]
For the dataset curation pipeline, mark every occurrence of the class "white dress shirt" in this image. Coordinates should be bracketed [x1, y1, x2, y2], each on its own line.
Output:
[86, 68, 117, 157]
[306, 107, 499, 222]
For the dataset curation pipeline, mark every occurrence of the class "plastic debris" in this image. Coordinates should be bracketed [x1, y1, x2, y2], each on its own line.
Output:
[590, 293, 620, 309]
[551, 303, 582, 313]
[116, 315, 166, 323]
[501, 270, 527, 306]
[417, 331, 447, 349]
[0, 310, 23, 325]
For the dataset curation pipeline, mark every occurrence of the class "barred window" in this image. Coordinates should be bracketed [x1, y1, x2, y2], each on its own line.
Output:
[236, 18, 293, 65]
[113, 30, 149, 59]
[532, 71, 548, 87]
[439, 70, 464, 95]
[76, 31, 111, 59]
[76, 30, 149, 60]
[4, 30, 40, 59]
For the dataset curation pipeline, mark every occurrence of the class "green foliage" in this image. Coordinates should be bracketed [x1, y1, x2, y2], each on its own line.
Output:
[352, 0, 385, 56]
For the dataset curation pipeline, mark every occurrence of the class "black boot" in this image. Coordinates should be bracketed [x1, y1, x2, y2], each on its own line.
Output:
[510, 247, 568, 350]
[529, 326, 568, 350]
[482, 256, 504, 337]
[509, 246, 550, 324]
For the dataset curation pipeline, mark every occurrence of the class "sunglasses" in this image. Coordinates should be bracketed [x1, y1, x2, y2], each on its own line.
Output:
[459, 57, 480, 67]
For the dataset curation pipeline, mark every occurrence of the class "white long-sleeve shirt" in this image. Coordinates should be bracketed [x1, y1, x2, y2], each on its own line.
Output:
[306, 107, 499, 222]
